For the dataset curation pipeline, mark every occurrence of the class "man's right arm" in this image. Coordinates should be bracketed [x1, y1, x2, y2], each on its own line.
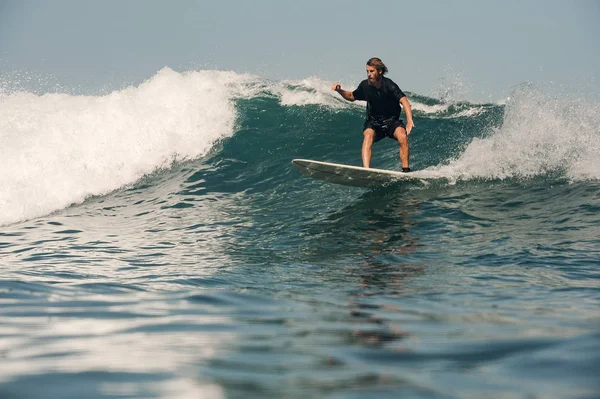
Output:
[331, 83, 355, 101]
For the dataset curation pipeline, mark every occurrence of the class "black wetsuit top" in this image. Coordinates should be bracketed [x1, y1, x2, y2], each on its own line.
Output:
[352, 77, 406, 123]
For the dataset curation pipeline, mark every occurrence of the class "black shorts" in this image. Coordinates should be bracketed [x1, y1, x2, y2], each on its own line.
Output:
[363, 118, 406, 142]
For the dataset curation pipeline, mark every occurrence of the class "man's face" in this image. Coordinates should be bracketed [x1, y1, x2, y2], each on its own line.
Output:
[366, 65, 381, 85]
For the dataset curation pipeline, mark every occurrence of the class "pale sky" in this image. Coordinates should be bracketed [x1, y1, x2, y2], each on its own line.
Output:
[1, 0, 598, 101]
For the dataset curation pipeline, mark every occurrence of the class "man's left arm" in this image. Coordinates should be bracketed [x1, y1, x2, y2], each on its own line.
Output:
[400, 97, 415, 134]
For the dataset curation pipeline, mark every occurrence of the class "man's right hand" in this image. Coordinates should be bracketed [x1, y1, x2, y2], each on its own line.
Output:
[331, 83, 355, 101]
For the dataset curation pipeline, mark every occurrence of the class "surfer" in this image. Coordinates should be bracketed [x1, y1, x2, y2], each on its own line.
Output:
[332, 57, 415, 171]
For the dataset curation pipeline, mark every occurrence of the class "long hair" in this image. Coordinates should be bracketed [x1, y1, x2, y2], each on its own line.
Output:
[367, 57, 388, 75]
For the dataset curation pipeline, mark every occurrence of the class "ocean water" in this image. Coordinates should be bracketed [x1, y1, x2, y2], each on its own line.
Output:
[1, 67, 599, 398]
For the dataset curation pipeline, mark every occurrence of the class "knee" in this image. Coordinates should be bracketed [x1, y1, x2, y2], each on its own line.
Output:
[395, 128, 408, 145]
[363, 129, 375, 145]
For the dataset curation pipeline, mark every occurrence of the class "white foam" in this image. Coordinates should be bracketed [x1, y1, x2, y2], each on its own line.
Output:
[410, 102, 450, 114]
[427, 84, 600, 181]
[276, 77, 355, 109]
[0, 67, 249, 226]
[410, 101, 485, 118]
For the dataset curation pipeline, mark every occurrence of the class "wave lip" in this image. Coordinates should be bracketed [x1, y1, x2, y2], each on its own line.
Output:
[0, 67, 248, 226]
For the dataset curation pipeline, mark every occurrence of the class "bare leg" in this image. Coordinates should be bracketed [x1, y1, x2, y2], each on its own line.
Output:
[362, 129, 376, 168]
[394, 126, 410, 169]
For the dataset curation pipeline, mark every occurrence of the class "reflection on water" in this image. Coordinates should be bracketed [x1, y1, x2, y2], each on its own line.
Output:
[321, 193, 426, 349]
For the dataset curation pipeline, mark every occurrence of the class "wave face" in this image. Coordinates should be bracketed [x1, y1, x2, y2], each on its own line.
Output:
[5, 69, 600, 226]
[4, 69, 599, 225]
[1, 68, 598, 398]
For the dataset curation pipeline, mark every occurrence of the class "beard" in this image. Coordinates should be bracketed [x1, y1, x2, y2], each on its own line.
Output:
[367, 75, 381, 86]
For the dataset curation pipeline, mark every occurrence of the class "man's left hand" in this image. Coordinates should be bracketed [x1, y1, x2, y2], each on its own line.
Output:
[406, 121, 415, 135]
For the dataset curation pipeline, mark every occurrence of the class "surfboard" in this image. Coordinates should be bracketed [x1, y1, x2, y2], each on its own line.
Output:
[292, 159, 429, 188]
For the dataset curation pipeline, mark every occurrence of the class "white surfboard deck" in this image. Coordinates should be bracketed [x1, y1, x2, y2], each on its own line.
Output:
[292, 159, 431, 188]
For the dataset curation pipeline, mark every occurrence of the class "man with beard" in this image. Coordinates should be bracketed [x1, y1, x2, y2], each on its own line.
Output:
[332, 58, 415, 171]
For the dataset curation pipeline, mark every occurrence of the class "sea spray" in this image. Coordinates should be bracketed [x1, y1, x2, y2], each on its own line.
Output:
[433, 83, 600, 181]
